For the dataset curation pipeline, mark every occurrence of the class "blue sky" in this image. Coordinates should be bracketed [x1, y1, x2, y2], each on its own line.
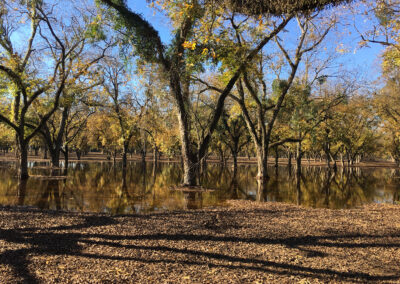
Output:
[125, 1, 384, 82]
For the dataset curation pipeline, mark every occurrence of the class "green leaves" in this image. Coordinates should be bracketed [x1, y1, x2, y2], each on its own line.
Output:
[97, 0, 165, 64]
[272, 79, 289, 96]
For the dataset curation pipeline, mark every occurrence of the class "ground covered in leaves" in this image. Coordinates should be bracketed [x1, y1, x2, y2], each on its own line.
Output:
[0, 201, 399, 283]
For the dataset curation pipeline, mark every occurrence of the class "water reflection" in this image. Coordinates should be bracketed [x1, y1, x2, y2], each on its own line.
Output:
[0, 161, 399, 214]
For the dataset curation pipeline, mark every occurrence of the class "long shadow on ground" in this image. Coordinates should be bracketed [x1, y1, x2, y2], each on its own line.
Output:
[0, 209, 399, 283]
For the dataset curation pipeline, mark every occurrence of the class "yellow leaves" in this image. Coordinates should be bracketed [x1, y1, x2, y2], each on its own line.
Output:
[258, 14, 263, 27]
[184, 3, 194, 9]
[182, 41, 196, 50]
[358, 40, 368, 48]
[335, 43, 348, 54]
[201, 48, 209, 56]
[211, 49, 217, 59]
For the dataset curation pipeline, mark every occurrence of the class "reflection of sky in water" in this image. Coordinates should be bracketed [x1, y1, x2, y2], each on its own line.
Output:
[0, 161, 399, 214]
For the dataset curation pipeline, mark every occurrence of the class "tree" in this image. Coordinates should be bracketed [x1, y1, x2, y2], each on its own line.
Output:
[0, 124, 13, 154]
[201, 13, 334, 185]
[374, 74, 400, 164]
[216, 0, 352, 16]
[218, 106, 250, 177]
[0, 1, 70, 178]
[102, 57, 149, 168]
[357, 1, 400, 165]
[0, 0, 106, 178]
[97, 0, 297, 186]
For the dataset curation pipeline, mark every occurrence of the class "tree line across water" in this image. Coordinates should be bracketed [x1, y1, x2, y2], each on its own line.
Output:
[0, 0, 399, 187]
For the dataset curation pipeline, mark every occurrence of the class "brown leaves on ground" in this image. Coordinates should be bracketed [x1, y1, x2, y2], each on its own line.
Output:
[0, 201, 399, 283]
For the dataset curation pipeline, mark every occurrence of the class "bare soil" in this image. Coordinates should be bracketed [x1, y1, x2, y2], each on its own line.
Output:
[0, 201, 399, 283]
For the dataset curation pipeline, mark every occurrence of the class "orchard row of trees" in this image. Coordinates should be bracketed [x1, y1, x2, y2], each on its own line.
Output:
[0, 0, 399, 186]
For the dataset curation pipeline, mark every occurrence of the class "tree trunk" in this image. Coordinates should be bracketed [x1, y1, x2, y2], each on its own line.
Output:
[17, 179, 28, 205]
[153, 147, 158, 164]
[296, 141, 302, 177]
[76, 150, 81, 160]
[43, 145, 48, 159]
[256, 145, 268, 181]
[296, 167, 301, 206]
[326, 150, 331, 168]
[19, 141, 29, 180]
[218, 147, 225, 164]
[64, 145, 69, 169]
[274, 147, 279, 168]
[50, 149, 60, 168]
[122, 144, 128, 169]
[182, 156, 197, 186]
[113, 150, 117, 165]
[232, 152, 238, 178]
[288, 151, 292, 168]
[331, 154, 337, 172]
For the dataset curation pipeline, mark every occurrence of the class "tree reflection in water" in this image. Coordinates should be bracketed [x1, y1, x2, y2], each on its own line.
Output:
[36, 170, 62, 210]
[0, 161, 398, 213]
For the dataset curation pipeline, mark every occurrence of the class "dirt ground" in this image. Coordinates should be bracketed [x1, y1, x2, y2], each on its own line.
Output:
[0, 201, 399, 283]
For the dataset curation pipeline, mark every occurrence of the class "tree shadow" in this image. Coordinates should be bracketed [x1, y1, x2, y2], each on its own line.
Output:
[0, 210, 399, 283]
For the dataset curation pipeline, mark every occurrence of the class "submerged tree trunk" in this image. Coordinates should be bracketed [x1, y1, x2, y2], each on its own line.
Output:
[43, 145, 48, 159]
[340, 153, 345, 168]
[19, 141, 29, 180]
[296, 166, 302, 206]
[182, 155, 197, 186]
[43, 106, 69, 168]
[122, 144, 128, 169]
[232, 152, 238, 178]
[113, 150, 117, 165]
[296, 141, 302, 177]
[64, 145, 69, 170]
[76, 150, 81, 161]
[256, 145, 269, 182]
[331, 154, 337, 172]
[50, 149, 61, 168]
[217, 147, 225, 165]
[153, 146, 158, 164]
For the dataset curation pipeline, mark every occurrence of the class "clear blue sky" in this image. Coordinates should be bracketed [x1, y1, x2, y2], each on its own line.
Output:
[125, 1, 384, 81]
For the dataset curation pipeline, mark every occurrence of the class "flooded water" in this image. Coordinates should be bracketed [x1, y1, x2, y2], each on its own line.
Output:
[0, 161, 399, 214]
